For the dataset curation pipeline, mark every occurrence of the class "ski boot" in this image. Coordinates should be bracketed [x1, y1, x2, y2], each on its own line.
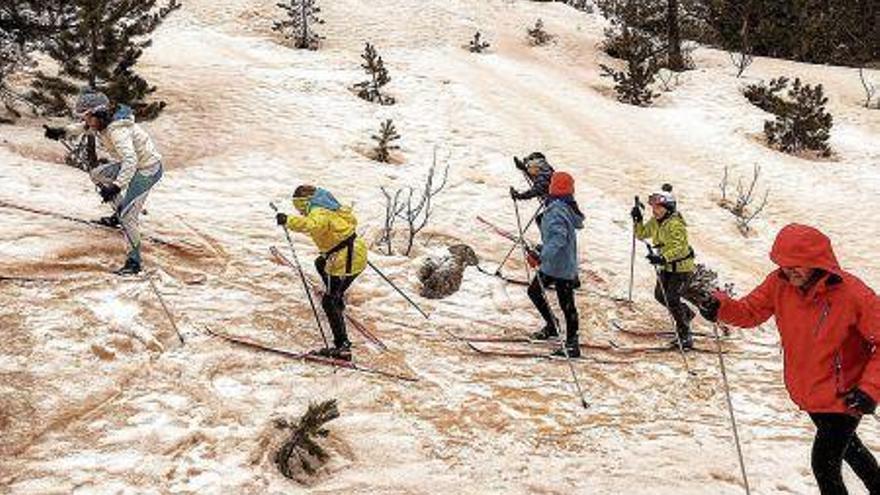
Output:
[552, 344, 581, 359]
[113, 257, 141, 276]
[97, 214, 120, 228]
[310, 343, 352, 362]
[531, 324, 559, 341]
[668, 332, 694, 351]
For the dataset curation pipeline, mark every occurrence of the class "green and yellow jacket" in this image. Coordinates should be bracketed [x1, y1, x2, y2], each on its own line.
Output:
[634, 212, 695, 273]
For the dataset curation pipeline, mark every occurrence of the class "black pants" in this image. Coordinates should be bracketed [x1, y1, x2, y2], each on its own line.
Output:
[654, 271, 695, 337]
[316, 257, 358, 349]
[527, 273, 578, 348]
[809, 413, 880, 495]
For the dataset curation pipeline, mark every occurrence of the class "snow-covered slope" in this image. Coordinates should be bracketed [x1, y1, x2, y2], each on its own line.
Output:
[2, 0, 879, 493]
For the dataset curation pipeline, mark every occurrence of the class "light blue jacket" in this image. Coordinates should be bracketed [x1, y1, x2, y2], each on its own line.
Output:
[539, 197, 584, 281]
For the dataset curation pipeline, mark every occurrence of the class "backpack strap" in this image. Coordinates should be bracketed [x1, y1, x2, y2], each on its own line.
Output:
[324, 233, 357, 273]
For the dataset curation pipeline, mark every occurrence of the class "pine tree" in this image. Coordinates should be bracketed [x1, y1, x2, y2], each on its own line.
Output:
[527, 19, 554, 46]
[468, 31, 490, 53]
[699, 0, 879, 66]
[273, 0, 324, 50]
[600, 29, 661, 106]
[372, 119, 400, 163]
[273, 400, 340, 479]
[354, 42, 394, 105]
[28, 0, 181, 120]
[763, 78, 833, 157]
[0, 1, 73, 118]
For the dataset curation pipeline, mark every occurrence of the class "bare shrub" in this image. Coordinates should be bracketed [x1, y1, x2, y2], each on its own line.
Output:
[379, 149, 450, 256]
[718, 164, 769, 235]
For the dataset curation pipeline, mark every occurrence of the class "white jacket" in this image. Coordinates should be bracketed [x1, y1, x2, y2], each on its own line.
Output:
[65, 106, 162, 187]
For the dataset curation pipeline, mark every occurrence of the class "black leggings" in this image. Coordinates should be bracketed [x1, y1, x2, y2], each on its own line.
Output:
[316, 257, 357, 348]
[527, 273, 578, 347]
[654, 271, 695, 337]
[809, 413, 880, 494]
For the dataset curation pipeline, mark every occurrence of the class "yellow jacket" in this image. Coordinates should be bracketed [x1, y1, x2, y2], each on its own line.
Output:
[634, 212, 695, 273]
[286, 189, 367, 277]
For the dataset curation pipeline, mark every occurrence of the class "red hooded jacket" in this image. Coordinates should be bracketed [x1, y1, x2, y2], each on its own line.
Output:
[716, 224, 880, 413]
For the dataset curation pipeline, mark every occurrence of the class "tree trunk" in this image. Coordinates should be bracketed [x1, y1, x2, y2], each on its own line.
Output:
[299, 2, 308, 49]
[87, 15, 99, 168]
[666, 0, 684, 71]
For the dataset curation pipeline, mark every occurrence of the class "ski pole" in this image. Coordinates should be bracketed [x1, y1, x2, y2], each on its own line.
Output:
[495, 204, 542, 275]
[117, 215, 184, 345]
[536, 272, 590, 410]
[515, 208, 589, 410]
[712, 322, 751, 495]
[628, 196, 643, 303]
[513, 198, 532, 282]
[270, 202, 330, 350]
[645, 241, 695, 377]
[367, 260, 430, 320]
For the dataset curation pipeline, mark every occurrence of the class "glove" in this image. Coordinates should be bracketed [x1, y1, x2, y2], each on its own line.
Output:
[845, 388, 877, 415]
[630, 205, 643, 223]
[514, 156, 525, 171]
[509, 186, 522, 201]
[275, 212, 288, 226]
[647, 253, 666, 266]
[43, 125, 65, 141]
[526, 249, 540, 268]
[98, 183, 120, 203]
[698, 296, 721, 322]
[314, 255, 327, 275]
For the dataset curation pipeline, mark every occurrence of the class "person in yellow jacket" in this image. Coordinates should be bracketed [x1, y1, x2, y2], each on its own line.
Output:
[275, 185, 367, 361]
[631, 184, 697, 349]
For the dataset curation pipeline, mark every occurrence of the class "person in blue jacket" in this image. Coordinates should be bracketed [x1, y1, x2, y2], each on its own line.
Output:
[525, 171, 584, 357]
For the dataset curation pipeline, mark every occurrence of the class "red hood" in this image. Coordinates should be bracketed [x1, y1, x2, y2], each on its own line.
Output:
[770, 224, 841, 275]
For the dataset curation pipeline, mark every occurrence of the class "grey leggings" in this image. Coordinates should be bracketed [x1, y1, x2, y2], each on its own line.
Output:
[90, 161, 162, 262]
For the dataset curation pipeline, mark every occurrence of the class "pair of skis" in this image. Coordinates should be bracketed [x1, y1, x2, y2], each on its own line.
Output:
[205, 246, 414, 382]
[0, 199, 195, 251]
[461, 333, 732, 358]
[268, 245, 386, 351]
[204, 326, 416, 382]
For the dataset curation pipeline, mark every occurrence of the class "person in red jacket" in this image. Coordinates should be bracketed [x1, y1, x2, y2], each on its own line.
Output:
[698, 224, 880, 494]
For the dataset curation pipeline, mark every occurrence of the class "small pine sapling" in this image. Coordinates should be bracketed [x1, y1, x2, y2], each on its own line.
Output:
[371, 119, 401, 163]
[527, 19, 554, 46]
[273, 0, 325, 50]
[759, 78, 834, 157]
[743, 77, 788, 113]
[354, 42, 395, 105]
[600, 29, 660, 106]
[468, 31, 490, 53]
[273, 400, 340, 481]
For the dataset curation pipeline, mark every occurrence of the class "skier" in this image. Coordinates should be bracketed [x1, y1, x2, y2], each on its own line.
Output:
[274, 185, 367, 361]
[697, 224, 880, 495]
[510, 151, 554, 203]
[630, 184, 697, 349]
[526, 171, 584, 358]
[43, 88, 163, 275]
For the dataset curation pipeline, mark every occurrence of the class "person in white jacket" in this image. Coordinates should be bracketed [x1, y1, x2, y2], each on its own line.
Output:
[44, 89, 164, 275]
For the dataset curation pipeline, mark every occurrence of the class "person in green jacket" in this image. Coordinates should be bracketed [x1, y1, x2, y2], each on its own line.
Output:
[630, 184, 697, 349]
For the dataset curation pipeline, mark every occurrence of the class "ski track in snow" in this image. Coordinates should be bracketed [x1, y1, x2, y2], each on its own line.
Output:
[1, 0, 879, 493]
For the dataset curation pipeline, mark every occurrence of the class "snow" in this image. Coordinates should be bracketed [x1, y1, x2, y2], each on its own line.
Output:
[1, 0, 879, 493]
